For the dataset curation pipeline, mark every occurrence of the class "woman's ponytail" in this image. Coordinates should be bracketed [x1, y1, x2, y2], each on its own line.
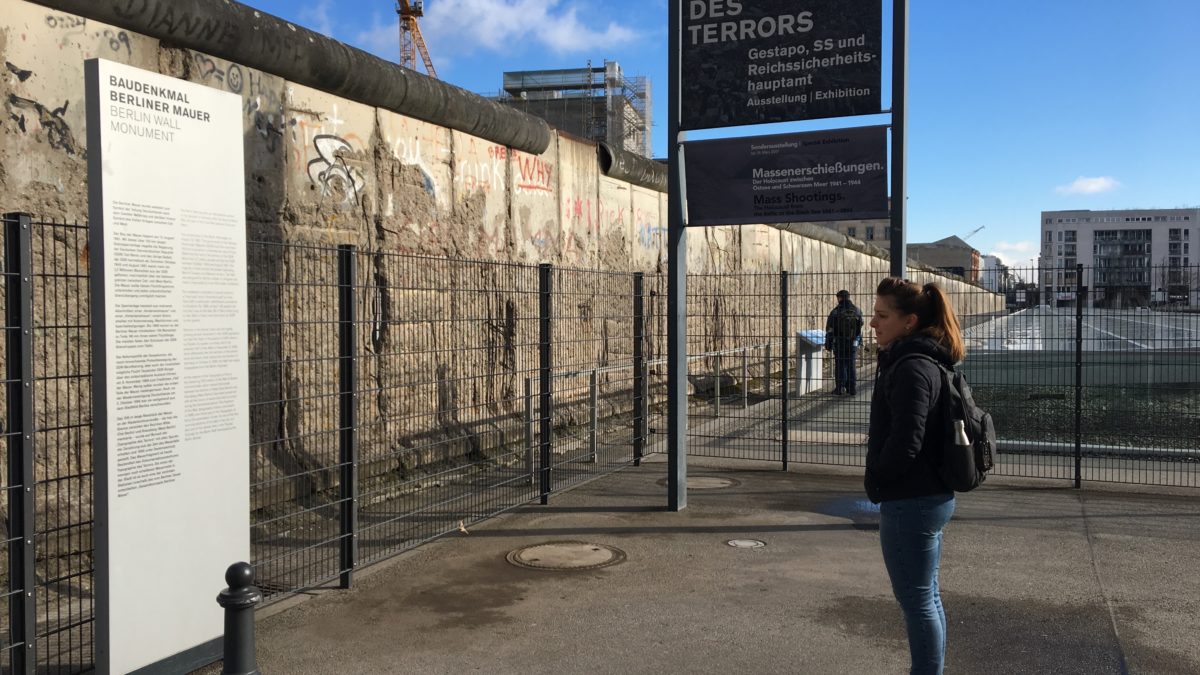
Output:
[921, 283, 965, 362]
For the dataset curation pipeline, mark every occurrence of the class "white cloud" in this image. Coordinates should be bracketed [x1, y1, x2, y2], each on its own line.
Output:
[1055, 176, 1121, 196]
[423, 0, 640, 56]
[354, 15, 399, 60]
[988, 241, 1038, 269]
[353, 13, 455, 74]
[300, 0, 335, 37]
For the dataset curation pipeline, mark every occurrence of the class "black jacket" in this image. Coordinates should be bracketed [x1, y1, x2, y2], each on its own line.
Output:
[864, 335, 954, 503]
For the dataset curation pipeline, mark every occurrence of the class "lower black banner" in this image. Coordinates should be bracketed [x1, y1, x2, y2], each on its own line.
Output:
[685, 126, 888, 226]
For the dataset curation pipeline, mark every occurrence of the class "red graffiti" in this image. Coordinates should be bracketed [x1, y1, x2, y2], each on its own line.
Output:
[563, 196, 598, 233]
[515, 153, 553, 193]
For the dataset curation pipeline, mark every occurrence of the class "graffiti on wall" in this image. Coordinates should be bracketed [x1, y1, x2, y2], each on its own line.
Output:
[636, 206, 666, 250]
[387, 119, 444, 201]
[190, 52, 244, 93]
[563, 195, 598, 233]
[109, 2, 247, 58]
[454, 142, 506, 195]
[600, 201, 627, 229]
[306, 134, 367, 207]
[513, 152, 553, 196]
[284, 102, 370, 208]
[184, 50, 290, 153]
[43, 14, 133, 57]
[7, 94, 78, 156]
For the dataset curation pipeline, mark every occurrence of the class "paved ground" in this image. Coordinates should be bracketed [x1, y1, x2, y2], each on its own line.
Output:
[201, 458, 1200, 675]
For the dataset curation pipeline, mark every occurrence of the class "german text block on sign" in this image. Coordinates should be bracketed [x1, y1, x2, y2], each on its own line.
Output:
[681, 0, 882, 130]
[85, 57, 249, 674]
[685, 126, 888, 226]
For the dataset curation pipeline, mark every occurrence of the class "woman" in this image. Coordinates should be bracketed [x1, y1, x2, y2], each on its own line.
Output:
[866, 277, 965, 675]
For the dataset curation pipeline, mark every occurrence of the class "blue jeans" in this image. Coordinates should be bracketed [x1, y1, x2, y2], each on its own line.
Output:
[833, 342, 857, 392]
[879, 494, 956, 675]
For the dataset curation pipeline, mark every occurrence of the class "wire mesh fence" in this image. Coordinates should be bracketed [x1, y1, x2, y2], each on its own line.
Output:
[2, 215, 95, 673]
[2, 211, 1198, 672]
[353, 251, 542, 568]
[644, 266, 1200, 491]
[964, 265, 1200, 488]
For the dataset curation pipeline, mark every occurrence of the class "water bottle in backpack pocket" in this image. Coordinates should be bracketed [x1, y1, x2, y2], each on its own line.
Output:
[939, 366, 996, 491]
[896, 354, 996, 492]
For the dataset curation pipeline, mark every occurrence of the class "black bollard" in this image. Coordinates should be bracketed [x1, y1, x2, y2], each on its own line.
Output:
[217, 562, 263, 675]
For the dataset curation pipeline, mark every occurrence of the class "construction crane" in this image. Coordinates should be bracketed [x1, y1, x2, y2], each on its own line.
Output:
[963, 225, 985, 240]
[397, 1, 437, 78]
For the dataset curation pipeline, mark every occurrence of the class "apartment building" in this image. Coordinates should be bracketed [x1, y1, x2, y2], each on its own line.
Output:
[1041, 208, 1199, 307]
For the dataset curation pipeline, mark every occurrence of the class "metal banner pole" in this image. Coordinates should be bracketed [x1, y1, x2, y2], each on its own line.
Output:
[667, 0, 688, 511]
[889, 0, 909, 278]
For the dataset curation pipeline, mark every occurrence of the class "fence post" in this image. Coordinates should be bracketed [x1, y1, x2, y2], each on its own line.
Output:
[4, 212, 37, 673]
[764, 343, 771, 398]
[524, 377, 535, 482]
[589, 369, 598, 463]
[217, 562, 263, 675]
[794, 335, 802, 397]
[780, 271, 790, 471]
[538, 264, 553, 504]
[742, 347, 749, 410]
[632, 273, 645, 466]
[713, 354, 721, 419]
[1074, 266, 1084, 489]
[337, 245, 358, 588]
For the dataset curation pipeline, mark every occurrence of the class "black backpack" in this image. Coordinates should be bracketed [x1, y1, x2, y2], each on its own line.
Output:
[895, 354, 997, 492]
[832, 305, 862, 339]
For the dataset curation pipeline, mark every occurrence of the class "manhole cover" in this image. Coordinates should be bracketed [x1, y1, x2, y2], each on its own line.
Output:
[655, 476, 741, 489]
[506, 542, 627, 571]
[727, 539, 766, 549]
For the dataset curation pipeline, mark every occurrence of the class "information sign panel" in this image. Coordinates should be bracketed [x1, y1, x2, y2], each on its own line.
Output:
[85, 58, 249, 674]
[684, 126, 888, 226]
[682, 0, 882, 130]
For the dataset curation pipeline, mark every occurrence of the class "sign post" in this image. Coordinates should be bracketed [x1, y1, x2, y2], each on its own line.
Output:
[86, 58, 249, 674]
[667, 0, 688, 511]
[890, 0, 908, 276]
[667, 0, 902, 506]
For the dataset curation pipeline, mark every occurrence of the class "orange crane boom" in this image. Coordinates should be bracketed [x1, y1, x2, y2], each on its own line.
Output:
[397, 0, 437, 78]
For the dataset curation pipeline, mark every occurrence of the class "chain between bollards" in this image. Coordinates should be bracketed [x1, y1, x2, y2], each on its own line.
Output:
[217, 562, 263, 675]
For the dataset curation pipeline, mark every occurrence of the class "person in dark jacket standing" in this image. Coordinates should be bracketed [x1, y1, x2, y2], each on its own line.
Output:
[866, 277, 965, 675]
[824, 289, 863, 395]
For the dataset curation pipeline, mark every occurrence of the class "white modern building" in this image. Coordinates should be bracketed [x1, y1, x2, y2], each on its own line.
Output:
[1041, 208, 1199, 307]
[979, 254, 1005, 293]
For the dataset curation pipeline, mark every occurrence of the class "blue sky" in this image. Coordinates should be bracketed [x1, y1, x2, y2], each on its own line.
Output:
[243, 0, 1199, 270]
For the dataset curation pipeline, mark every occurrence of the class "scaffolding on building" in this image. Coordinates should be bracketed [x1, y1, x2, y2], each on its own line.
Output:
[484, 61, 652, 158]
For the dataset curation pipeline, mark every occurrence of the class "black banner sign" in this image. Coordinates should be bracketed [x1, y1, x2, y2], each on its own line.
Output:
[684, 126, 888, 226]
[681, 0, 882, 130]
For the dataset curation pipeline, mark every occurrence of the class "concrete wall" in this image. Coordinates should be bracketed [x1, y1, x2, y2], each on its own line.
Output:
[0, 0, 1003, 520]
[0, 0, 1005, 300]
